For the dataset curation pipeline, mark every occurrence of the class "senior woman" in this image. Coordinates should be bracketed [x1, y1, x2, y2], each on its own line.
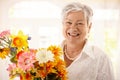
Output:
[61, 2, 115, 80]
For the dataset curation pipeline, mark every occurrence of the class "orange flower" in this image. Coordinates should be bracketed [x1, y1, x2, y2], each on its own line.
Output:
[47, 45, 63, 57]
[25, 72, 32, 80]
[46, 61, 56, 73]
[56, 59, 67, 79]
[37, 69, 46, 78]
[0, 48, 10, 59]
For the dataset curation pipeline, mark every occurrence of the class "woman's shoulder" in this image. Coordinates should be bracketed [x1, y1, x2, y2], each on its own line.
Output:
[87, 42, 109, 59]
[93, 46, 111, 62]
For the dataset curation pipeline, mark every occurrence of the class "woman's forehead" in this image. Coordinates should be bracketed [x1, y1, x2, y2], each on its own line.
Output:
[65, 11, 85, 20]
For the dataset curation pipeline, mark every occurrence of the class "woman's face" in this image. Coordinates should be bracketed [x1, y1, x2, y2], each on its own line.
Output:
[62, 11, 91, 44]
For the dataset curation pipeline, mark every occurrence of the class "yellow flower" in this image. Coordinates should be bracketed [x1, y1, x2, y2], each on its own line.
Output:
[11, 31, 28, 51]
[47, 45, 63, 57]
[0, 48, 10, 59]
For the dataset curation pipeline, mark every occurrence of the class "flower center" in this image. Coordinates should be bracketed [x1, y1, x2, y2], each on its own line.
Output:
[13, 37, 23, 47]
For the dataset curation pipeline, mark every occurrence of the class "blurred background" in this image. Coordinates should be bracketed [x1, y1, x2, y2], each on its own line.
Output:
[0, 0, 120, 80]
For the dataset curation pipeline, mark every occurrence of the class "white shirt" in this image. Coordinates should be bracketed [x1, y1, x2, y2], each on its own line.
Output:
[62, 41, 115, 80]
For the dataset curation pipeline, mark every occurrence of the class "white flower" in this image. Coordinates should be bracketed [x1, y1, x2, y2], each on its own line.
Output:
[36, 49, 54, 64]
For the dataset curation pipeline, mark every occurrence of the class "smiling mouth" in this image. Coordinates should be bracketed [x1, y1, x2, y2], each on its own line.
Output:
[68, 33, 80, 37]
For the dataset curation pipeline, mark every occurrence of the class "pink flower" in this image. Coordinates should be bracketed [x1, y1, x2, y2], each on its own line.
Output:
[18, 51, 36, 71]
[0, 30, 10, 38]
[7, 63, 16, 72]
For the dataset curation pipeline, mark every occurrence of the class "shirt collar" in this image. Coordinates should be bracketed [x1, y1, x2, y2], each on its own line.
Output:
[82, 41, 95, 59]
[61, 40, 95, 59]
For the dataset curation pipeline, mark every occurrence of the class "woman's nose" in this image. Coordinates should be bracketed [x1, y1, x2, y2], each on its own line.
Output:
[70, 23, 77, 29]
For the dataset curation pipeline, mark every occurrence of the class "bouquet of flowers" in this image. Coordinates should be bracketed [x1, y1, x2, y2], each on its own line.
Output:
[0, 30, 67, 80]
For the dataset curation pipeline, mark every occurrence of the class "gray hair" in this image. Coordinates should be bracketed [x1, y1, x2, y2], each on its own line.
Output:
[62, 2, 93, 25]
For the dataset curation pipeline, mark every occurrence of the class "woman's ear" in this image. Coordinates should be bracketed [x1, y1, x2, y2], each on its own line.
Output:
[88, 22, 92, 33]
[86, 23, 92, 39]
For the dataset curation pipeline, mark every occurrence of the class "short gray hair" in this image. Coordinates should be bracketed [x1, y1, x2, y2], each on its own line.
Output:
[62, 2, 93, 25]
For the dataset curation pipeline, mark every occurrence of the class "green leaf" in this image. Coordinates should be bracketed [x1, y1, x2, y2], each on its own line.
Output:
[34, 77, 42, 80]
[46, 73, 61, 80]
[10, 56, 17, 63]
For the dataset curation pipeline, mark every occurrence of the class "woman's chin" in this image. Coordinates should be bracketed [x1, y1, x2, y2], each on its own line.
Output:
[67, 38, 79, 43]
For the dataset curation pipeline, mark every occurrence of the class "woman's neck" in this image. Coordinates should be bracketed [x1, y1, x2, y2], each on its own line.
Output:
[66, 40, 85, 53]
[63, 40, 86, 66]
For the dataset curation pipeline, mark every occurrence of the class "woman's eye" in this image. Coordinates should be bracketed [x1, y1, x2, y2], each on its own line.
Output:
[77, 23, 84, 26]
[66, 22, 72, 25]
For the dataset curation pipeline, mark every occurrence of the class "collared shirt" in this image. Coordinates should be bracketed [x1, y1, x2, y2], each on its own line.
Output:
[62, 41, 115, 80]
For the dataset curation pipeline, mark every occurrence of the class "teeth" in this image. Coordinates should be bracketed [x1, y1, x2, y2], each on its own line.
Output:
[68, 33, 79, 37]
